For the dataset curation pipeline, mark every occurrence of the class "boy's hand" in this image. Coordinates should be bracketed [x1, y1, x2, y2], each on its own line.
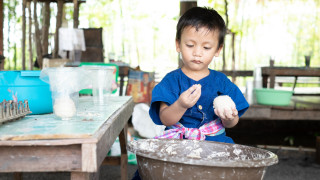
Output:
[214, 106, 238, 121]
[177, 84, 201, 109]
[213, 95, 239, 128]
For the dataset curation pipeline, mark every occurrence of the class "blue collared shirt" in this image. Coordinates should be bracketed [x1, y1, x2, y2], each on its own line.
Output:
[149, 68, 249, 143]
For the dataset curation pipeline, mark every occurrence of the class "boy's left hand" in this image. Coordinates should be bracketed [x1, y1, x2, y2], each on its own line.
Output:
[214, 106, 238, 121]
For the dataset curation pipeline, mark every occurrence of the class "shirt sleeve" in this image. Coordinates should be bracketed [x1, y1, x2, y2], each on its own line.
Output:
[149, 75, 179, 125]
[220, 75, 249, 117]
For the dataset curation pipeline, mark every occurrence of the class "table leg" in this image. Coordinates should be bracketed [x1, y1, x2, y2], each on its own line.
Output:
[71, 171, 99, 180]
[119, 76, 125, 96]
[119, 124, 128, 180]
[13, 172, 22, 180]
[292, 76, 298, 92]
[269, 74, 275, 88]
[262, 75, 268, 88]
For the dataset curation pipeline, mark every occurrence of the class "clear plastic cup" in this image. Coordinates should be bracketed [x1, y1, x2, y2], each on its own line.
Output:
[83, 66, 114, 104]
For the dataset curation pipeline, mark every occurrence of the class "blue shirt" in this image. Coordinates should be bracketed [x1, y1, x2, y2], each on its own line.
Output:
[149, 68, 249, 143]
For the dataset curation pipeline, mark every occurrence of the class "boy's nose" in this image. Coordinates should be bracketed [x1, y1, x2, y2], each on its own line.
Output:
[193, 47, 203, 57]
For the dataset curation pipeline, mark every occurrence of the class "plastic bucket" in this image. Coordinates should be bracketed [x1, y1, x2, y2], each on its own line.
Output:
[254, 88, 293, 106]
[0, 71, 52, 114]
[128, 139, 278, 180]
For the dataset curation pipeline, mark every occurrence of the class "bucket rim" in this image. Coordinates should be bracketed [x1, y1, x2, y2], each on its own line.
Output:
[128, 139, 278, 168]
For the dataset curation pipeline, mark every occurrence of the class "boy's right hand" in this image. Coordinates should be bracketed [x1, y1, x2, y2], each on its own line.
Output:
[177, 84, 201, 109]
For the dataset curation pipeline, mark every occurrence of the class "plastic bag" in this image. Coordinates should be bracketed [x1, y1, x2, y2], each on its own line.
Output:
[132, 103, 165, 138]
[40, 67, 91, 119]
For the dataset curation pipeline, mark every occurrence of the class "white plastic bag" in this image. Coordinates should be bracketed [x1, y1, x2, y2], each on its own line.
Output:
[132, 103, 165, 138]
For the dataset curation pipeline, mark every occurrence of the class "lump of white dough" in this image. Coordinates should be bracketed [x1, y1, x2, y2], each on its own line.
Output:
[213, 95, 236, 115]
[53, 97, 76, 119]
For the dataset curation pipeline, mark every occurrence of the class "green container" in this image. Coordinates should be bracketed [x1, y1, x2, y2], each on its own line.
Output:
[254, 88, 293, 106]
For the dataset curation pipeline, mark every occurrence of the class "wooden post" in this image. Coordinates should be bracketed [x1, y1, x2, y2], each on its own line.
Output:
[42, 1, 50, 55]
[27, 1, 33, 70]
[22, 0, 26, 70]
[73, 0, 79, 28]
[53, 0, 64, 58]
[33, 0, 43, 69]
[0, 0, 3, 70]
[178, 0, 197, 68]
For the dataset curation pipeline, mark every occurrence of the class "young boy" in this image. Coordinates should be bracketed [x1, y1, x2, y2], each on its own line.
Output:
[132, 6, 249, 180]
[149, 6, 249, 143]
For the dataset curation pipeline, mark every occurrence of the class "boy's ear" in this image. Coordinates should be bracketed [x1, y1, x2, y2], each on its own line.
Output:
[214, 45, 223, 56]
[175, 40, 181, 53]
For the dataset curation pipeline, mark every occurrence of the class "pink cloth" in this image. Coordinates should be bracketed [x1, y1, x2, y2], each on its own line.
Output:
[154, 120, 224, 140]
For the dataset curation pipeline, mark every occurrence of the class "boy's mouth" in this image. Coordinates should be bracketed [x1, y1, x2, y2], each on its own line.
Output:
[192, 60, 202, 64]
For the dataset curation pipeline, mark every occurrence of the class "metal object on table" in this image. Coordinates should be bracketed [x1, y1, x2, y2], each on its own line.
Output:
[0, 99, 32, 124]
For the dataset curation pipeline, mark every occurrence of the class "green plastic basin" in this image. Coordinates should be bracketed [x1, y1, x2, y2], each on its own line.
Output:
[254, 88, 293, 106]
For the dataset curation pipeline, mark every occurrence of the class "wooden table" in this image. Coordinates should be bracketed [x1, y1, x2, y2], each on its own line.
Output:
[261, 66, 320, 89]
[0, 96, 134, 180]
[242, 96, 320, 121]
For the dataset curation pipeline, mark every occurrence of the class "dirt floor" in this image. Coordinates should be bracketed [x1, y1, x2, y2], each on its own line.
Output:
[1, 148, 320, 180]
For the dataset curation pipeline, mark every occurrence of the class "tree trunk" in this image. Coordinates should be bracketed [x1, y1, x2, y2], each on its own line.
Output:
[42, 1, 50, 55]
[27, 1, 33, 70]
[0, 0, 4, 70]
[231, 32, 236, 82]
[178, 0, 197, 68]
[222, 0, 229, 71]
[22, 0, 26, 70]
[73, 0, 79, 28]
[53, 0, 63, 58]
[33, 0, 43, 69]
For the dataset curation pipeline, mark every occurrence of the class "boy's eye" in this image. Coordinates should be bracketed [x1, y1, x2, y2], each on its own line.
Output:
[186, 44, 194, 48]
[204, 47, 211, 50]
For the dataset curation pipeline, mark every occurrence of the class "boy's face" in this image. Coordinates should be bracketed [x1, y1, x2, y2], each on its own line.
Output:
[176, 26, 222, 73]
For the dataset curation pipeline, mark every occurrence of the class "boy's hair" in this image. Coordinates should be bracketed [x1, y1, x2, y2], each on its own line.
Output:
[176, 7, 227, 49]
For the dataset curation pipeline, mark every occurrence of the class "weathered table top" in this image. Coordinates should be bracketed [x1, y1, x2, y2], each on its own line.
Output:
[0, 96, 132, 141]
[242, 96, 320, 121]
[0, 96, 134, 178]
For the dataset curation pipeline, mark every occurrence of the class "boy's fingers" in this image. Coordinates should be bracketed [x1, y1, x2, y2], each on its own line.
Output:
[186, 85, 198, 95]
[232, 107, 238, 116]
[218, 109, 226, 119]
[225, 109, 234, 119]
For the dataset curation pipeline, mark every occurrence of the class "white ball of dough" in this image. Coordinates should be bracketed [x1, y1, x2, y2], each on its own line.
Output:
[213, 95, 236, 114]
[53, 97, 76, 119]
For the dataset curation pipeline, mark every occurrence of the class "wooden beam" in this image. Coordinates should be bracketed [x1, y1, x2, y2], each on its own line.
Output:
[219, 70, 253, 77]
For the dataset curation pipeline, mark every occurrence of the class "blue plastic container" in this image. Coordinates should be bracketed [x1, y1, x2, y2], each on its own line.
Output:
[0, 71, 53, 114]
